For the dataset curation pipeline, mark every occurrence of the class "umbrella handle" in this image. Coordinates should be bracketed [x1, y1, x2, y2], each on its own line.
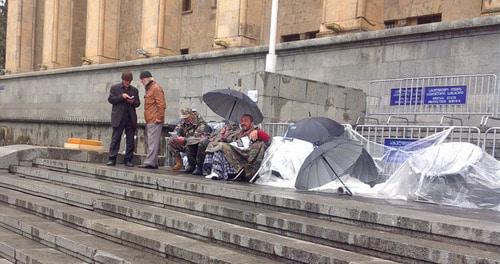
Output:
[322, 155, 353, 196]
[227, 99, 237, 121]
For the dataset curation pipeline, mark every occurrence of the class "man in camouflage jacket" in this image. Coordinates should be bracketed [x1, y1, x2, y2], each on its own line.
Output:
[168, 108, 212, 175]
[204, 114, 271, 181]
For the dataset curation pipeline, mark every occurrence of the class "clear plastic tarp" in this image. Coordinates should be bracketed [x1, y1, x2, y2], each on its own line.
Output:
[256, 127, 500, 211]
[254, 137, 314, 188]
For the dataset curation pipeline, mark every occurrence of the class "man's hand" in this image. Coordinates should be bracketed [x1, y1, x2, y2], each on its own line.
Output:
[122, 93, 131, 99]
[249, 130, 258, 141]
[125, 98, 135, 104]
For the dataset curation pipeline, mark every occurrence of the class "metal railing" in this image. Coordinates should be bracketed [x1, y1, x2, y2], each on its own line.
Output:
[480, 116, 500, 128]
[262, 123, 290, 137]
[367, 74, 499, 117]
[355, 125, 482, 145]
[483, 127, 500, 159]
[355, 124, 500, 160]
[440, 115, 463, 126]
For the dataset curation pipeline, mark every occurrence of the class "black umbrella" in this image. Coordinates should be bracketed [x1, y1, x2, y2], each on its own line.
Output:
[285, 117, 344, 145]
[295, 137, 379, 195]
[202, 89, 264, 124]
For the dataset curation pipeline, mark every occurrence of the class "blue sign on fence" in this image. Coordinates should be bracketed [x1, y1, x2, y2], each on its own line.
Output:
[424, 85, 467, 105]
[390, 85, 467, 106]
[390, 87, 423, 105]
[0, 85, 4, 91]
[384, 138, 418, 148]
[383, 138, 418, 163]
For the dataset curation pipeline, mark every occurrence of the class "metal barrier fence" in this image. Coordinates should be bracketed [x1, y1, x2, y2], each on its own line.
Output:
[367, 74, 499, 117]
[262, 123, 290, 137]
[355, 125, 482, 157]
[355, 125, 482, 145]
[483, 127, 500, 159]
[355, 124, 500, 160]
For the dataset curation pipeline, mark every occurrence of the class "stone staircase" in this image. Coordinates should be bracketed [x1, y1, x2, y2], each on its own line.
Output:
[0, 158, 499, 263]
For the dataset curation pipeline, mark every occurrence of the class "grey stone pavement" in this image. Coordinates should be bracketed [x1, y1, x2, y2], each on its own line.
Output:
[0, 145, 499, 263]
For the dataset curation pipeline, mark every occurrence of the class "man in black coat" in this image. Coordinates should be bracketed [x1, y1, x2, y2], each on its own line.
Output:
[106, 72, 141, 167]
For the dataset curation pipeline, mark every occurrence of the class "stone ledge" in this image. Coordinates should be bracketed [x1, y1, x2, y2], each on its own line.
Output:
[0, 145, 166, 169]
[0, 204, 180, 264]
[0, 187, 294, 264]
[11, 164, 500, 262]
[0, 226, 84, 264]
[32, 158, 500, 248]
[0, 174, 384, 263]
[1, 16, 499, 81]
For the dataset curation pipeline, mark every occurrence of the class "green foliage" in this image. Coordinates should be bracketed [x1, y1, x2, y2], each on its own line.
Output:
[0, 0, 7, 70]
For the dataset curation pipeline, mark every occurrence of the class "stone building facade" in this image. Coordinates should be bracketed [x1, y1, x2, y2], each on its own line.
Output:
[5, 0, 500, 74]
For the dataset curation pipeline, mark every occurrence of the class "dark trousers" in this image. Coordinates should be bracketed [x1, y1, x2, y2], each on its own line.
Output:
[169, 138, 209, 167]
[187, 137, 210, 167]
[108, 117, 136, 162]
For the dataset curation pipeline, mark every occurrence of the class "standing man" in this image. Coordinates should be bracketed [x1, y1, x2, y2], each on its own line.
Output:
[138, 71, 166, 169]
[106, 71, 140, 167]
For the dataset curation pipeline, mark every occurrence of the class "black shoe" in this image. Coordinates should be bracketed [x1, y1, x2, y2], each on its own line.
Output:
[184, 165, 195, 174]
[124, 161, 134, 167]
[138, 164, 158, 169]
[192, 165, 203, 176]
[106, 160, 116, 166]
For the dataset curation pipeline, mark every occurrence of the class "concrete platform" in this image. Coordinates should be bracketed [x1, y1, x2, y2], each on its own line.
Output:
[6, 165, 500, 263]
[31, 159, 500, 245]
[0, 185, 389, 264]
[0, 156, 499, 263]
[0, 226, 86, 264]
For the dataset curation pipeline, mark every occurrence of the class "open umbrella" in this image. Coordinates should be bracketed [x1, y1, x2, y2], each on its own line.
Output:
[202, 89, 264, 124]
[285, 117, 344, 145]
[295, 137, 379, 195]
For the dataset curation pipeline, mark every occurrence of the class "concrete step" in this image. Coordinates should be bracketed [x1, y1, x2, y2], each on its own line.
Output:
[0, 175, 392, 264]
[9, 165, 500, 263]
[32, 159, 500, 247]
[0, 258, 13, 264]
[0, 204, 178, 264]
[0, 171, 110, 209]
[0, 187, 288, 264]
[0, 226, 86, 264]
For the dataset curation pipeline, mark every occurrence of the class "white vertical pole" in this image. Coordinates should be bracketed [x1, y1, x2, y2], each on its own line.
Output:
[265, 0, 279, 73]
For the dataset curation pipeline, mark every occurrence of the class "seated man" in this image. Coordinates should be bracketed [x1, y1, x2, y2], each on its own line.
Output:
[203, 114, 270, 181]
[168, 108, 212, 175]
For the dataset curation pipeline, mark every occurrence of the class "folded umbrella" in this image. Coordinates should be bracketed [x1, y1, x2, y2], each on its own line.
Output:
[285, 117, 344, 145]
[202, 89, 264, 124]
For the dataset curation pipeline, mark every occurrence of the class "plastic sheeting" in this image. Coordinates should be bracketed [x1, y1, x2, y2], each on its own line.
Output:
[256, 127, 500, 211]
[255, 137, 314, 188]
[372, 141, 500, 210]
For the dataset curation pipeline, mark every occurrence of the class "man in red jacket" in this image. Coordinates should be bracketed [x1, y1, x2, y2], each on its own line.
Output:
[203, 114, 270, 181]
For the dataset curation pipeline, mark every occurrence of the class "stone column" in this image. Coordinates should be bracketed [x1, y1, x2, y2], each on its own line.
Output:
[319, 0, 384, 36]
[214, 0, 264, 48]
[83, 0, 120, 64]
[5, 0, 37, 73]
[140, 0, 180, 57]
[41, 0, 74, 69]
[481, 0, 500, 15]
